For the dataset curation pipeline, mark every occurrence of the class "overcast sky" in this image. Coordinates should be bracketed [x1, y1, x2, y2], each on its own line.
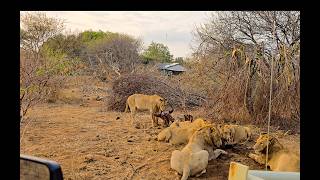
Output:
[21, 11, 212, 58]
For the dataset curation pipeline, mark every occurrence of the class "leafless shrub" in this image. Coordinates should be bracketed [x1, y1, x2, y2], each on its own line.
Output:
[85, 33, 142, 81]
[105, 73, 206, 112]
[191, 11, 300, 132]
[20, 12, 65, 121]
[20, 12, 65, 60]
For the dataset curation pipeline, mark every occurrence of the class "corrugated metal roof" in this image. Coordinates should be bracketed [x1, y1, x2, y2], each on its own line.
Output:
[158, 63, 186, 72]
[166, 65, 186, 72]
[157, 63, 171, 69]
[164, 63, 179, 68]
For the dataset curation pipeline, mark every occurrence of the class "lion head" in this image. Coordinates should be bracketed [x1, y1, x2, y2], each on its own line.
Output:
[195, 125, 223, 148]
[253, 134, 283, 154]
[221, 125, 236, 145]
[156, 96, 167, 111]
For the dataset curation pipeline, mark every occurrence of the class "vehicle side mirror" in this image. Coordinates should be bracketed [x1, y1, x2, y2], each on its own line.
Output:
[20, 154, 63, 180]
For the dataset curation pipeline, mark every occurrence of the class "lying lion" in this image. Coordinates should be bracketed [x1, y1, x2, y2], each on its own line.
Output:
[157, 118, 210, 145]
[125, 94, 167, 127]
[248, 134, 300, 172]
[170, 125, 227, 180]
[217, 124, 252, 146]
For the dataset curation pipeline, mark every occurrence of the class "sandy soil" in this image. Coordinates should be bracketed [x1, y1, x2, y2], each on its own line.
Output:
[20, 78, 300, 180]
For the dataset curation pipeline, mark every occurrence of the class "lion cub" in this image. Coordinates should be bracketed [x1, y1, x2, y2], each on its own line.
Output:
[157, 118, 209, 145]
[249, 134, 300, 172]
[170, 125, 226, 180]
[218, 124, 252, 145]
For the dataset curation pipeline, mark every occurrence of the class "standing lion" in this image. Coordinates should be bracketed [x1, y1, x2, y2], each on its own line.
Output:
[125, 94, 167, 127]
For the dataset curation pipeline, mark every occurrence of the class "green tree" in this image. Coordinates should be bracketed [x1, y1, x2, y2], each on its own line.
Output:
[42, 34, 83, 59]
[142, 42, 173, 63]
[174, 57, 184, 64]
[79, 30, 107, 43]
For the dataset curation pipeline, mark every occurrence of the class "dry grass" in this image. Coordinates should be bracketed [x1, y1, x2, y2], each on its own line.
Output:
[20, 103, 262, 180]
[20, 77, 300, 179]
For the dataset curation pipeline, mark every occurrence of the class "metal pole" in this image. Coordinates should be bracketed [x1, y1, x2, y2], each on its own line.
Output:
[265, 13, 276, 171]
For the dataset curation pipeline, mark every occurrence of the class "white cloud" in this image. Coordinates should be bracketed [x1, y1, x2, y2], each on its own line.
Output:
[20, 11, 213, 58]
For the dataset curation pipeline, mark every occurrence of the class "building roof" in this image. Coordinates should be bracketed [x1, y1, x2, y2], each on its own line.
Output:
[157, 63, 186, 72]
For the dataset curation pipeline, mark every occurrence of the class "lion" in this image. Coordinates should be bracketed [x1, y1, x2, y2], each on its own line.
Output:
[125, 94, 167, 127]
[170, 125, 227, 180]
[248, 134, 300, 172]
[157, 118, 210, 145]
[218, 124, 252, 146]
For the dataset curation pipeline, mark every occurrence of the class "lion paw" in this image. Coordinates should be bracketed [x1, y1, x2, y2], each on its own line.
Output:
[195, 169, 206, 177]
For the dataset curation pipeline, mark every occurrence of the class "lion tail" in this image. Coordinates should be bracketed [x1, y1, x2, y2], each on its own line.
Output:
[245, 127, 252, 140]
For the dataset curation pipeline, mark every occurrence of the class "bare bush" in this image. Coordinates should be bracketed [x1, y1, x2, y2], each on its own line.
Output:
[85, 33, 142, 81]
[105, 73, 206, 112]
[20, 12, 65, 60]
[20, 12, 65, 121]
[191, 11, 300, 132]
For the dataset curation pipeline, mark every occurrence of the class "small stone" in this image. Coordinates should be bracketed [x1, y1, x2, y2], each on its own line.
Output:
[106, 149, 113, 153]
[84, 155, 96, 163]
[135, 124, 141, 129]
[96, 96, 103, 101]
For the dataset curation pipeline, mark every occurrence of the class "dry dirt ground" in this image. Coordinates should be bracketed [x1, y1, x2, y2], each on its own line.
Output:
[20, 77, 300, 180]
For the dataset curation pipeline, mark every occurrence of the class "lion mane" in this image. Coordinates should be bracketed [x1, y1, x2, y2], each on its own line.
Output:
[249, 134, 300, 172]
